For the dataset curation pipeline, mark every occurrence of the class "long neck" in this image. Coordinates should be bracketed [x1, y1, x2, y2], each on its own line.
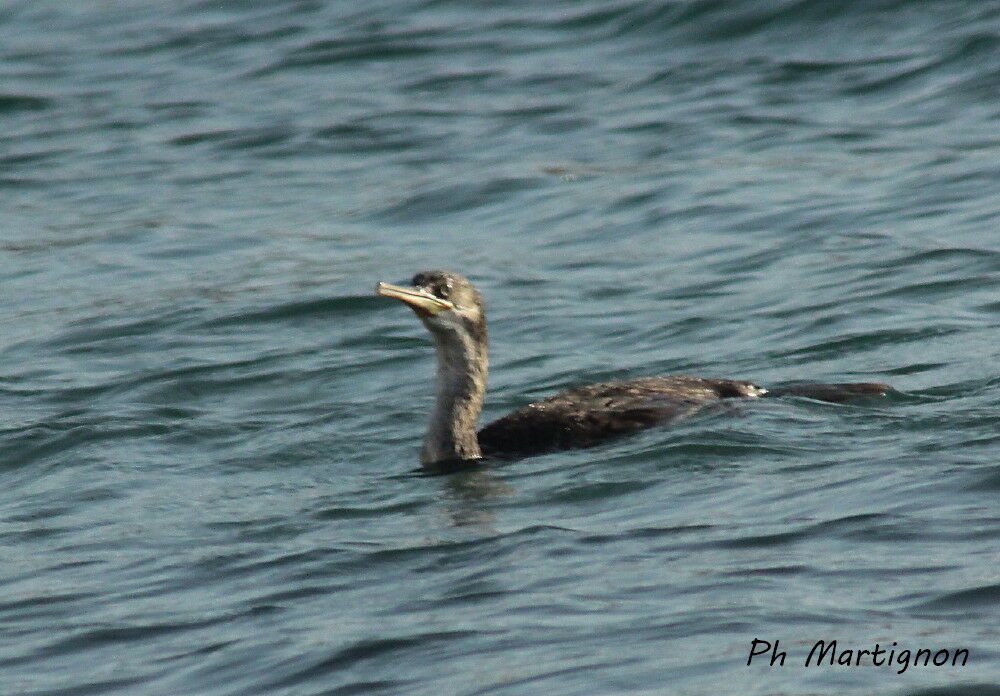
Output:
[422, 328, 487, 467]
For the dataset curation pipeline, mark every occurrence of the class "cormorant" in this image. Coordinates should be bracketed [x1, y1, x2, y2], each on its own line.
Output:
[377, 270, 888, 469]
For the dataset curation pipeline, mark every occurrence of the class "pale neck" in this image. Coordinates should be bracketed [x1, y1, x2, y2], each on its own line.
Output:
[421, 328, 487, 467]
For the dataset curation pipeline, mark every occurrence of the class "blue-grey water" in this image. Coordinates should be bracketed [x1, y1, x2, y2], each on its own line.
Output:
[2, 1, 999, 695]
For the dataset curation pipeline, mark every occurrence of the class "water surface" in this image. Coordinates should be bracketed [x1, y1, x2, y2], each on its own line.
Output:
[2, 1, 998, 695]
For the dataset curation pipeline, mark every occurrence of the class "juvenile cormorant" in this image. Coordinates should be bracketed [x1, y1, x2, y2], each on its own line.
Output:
[377, 271, 888, 469]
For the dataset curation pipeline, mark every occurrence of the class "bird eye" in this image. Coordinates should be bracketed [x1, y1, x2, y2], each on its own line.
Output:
[409, 273, 452, 299]
[435, 279, 453, 299]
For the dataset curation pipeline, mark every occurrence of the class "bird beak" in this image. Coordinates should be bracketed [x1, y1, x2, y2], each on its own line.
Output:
[376, 281, 454, 316]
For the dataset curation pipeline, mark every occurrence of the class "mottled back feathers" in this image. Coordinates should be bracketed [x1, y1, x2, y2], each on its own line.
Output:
[478, 376, 765, 457]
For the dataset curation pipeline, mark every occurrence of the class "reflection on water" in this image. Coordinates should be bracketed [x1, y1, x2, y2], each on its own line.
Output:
[441, 468, 515, 529]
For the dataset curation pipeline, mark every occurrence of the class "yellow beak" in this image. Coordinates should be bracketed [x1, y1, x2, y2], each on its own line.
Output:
[376, 281, 454, 316]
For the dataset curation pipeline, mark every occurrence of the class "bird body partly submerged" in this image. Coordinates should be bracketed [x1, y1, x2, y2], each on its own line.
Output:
[477, 376, 764, 457]
[377, 271, 888, 470]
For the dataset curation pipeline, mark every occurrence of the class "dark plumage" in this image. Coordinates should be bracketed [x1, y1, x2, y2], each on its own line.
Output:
[377, 270, 889, 469]
[478, 377, 760, 456]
